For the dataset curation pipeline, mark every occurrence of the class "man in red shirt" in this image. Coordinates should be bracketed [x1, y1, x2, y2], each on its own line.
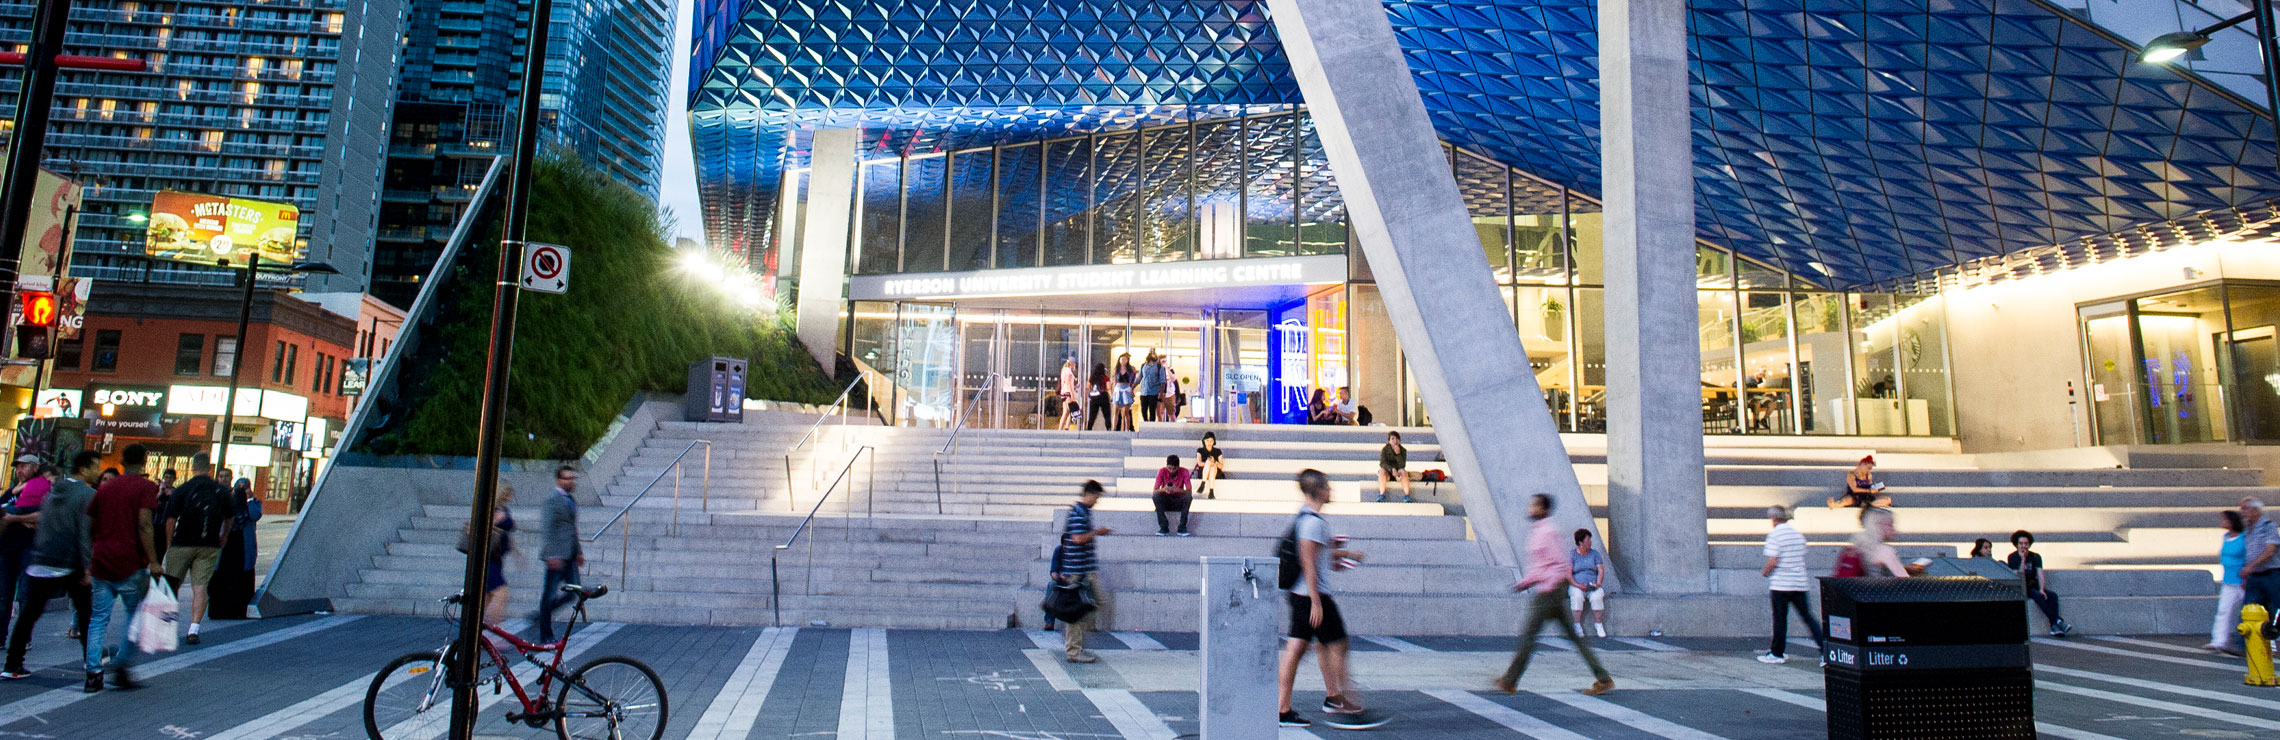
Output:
[83, 444, 160, 693]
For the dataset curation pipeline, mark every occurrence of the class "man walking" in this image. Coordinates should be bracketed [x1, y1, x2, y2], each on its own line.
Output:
[1137, 351, 1164, 423]
[1052, 480, 1112, 663]
[161, 453, 231, 644]
[1275, 469, 1385, 730]
[84, 444, 160, 692]
[534, 465, 583, 644]
[1495, 494, 1613, 696]
[1757, 504, 1823, 664]
[1, 451, 95, 680]
[2239, 498, 2278, 646]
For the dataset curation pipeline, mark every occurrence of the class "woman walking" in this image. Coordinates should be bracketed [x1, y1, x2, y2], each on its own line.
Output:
[1834, 507, 1910, 578]
[1084, 364, 1113, 431]
[1112, 354, 1139, 431]
[2208, 510, 2248, 655]
[478, 482, 517, 625]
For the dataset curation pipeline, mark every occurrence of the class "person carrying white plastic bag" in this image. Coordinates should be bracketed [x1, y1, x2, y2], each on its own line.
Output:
[131, 584, 180, 654]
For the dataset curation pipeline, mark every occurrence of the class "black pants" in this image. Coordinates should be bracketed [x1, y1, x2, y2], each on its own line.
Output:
[1153, 493, 1189, 534]
[535, 561, 580, 643]
[1139, 395, 1160, 421]
[2028, 587, 2063, 624]
[1085, 395, 1112, 430]
[7, 572, 89, 671]
[1769, 590, 1823, 658]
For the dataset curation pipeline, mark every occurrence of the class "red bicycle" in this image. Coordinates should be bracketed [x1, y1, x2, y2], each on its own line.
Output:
[362, 584, 667, 740]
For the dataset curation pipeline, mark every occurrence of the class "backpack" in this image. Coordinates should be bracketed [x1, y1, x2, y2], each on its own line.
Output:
[1832, 546, 1865, 578]
[1273, 510, 1324, 590]
[171, 479, 231, 546]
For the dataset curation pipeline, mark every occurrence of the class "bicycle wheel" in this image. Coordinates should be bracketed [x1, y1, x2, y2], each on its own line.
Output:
[555, 655, 668, 740]
[364, 651, 452, 740]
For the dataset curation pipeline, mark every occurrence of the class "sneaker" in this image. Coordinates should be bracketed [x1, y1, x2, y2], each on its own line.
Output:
[109, 668, 137, 691]
[1571, 624, 1583, 637]
[1374, 495, 1387, 503]
[1594, 623, 1606, 638]
[1177, 531, 1193, 537]
[1320, 709, 1390, 730]
[1582, 679, 1614, 696]
[2050, 620, 2073, 637]
[1491, 677, 1517, 695]
[1155, 531, 1171, 537]
[1757, 653, 1787, 664]
[0, 667, 28, 680]
[185, 633, 201, 646]
[1278, 711, 1311, 728]
[1321, 694, 1357, 714]
[81, 672, 101, 694]
[1402, 496, 1413, 503]
[1066, 652, 1099, 664]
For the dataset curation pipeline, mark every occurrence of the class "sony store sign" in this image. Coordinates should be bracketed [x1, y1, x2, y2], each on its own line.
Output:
[850, 254, 1347, 301]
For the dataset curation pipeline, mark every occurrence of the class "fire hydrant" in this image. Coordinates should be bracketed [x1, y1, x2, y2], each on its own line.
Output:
[2242, 604, 2277, 687]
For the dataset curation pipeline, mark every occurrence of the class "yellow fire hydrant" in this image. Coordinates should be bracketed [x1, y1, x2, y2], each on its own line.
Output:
[2243, 604, 2277, 687]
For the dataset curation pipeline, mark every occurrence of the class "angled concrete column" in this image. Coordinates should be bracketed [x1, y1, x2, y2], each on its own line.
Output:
[796, 129, 860, 367]
[1267, 0, 1596, 567]
[1601, 0, 1709, 592]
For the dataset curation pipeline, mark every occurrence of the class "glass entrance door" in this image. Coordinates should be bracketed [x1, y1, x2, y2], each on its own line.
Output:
[2080, 302, 2139, 444]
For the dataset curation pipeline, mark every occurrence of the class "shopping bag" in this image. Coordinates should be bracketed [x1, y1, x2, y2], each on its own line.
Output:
[131, 583, 181, 654]
[1040, 580, 1096, 624]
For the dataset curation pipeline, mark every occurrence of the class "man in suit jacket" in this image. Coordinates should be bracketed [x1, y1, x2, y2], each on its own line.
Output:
[533, 465, 583, 643]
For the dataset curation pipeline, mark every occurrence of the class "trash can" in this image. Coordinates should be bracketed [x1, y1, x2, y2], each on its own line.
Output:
[687, 356, 748, 423]
[1821, 576, 2033, 740]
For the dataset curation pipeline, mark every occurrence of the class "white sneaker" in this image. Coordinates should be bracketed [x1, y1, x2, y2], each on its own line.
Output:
[1594, 623, 1607, 638]
[1757, 653, 1788, 664]
[1571, 624, 1583, 637]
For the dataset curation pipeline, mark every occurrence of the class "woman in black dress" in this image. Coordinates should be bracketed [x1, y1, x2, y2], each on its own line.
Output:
[1195, 432, 1225, 500]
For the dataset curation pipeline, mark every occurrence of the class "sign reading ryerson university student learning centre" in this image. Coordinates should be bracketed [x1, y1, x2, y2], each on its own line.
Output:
[849, 254, 1347, 301]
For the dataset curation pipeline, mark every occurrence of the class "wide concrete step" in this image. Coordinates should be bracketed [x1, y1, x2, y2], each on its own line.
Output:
[1702, 466, 2263, 489]
[1122, 457, 1455, 480]
[1086, 534, 1489, 564]
[1112, 477, 1452, 504]
[1084, 509, 1468, 539]
[335, 590, 1015, 629]
[1703, 506, 2234, 536]
[1070, 560, 1512, 594]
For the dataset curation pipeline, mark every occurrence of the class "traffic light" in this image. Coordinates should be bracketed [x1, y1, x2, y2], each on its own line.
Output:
[18, 291, 55, 327]
[14, 325, 50, 359]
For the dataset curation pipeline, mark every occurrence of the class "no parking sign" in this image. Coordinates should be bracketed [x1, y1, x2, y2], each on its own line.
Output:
[519, 241, 570, 294]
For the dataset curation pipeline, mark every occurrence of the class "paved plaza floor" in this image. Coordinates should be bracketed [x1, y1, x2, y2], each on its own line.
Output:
[0, 610, 2271, 740]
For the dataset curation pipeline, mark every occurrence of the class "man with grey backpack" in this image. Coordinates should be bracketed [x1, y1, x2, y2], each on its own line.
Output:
[1273, 469, 1385, 730]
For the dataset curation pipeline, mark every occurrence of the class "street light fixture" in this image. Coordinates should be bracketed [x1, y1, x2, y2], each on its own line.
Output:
[2140, 30, 2217, 63]
[213, 255, 338, 479]
[2139, 6, 2280, 169]
[123, 212, 146, 223]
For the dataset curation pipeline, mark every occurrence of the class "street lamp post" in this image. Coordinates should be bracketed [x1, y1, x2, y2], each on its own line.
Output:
[2139, 2, 2280, 157]
[214, 257, 337, 478]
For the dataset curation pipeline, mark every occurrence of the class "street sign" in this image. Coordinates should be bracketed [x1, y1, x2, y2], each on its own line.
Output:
[519, 241, 570, 294]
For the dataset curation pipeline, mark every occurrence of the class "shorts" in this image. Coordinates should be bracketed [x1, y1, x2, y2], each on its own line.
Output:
[163, 545, 222, 585]
[1568, 585, 1605, 611]
[1287, 592, 1349, 644]
[1114, 388, 1135, 405]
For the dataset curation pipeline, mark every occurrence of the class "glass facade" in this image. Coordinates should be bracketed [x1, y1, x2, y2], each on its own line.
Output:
[2079, 281, 2280, 445]
[812, 110, 1957, 436]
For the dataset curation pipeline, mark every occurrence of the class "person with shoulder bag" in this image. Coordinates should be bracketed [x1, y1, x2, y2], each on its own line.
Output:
[1048, 481, 1112, 663]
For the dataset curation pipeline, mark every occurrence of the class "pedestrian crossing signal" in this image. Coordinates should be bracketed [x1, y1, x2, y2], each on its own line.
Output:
[14, 325, 50, 359]
[18, 291, 55, 328]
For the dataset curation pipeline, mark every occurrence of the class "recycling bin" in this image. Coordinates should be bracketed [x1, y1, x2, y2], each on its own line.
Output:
[688, 356, 747, 422]
[1820, 576, 2032, 740]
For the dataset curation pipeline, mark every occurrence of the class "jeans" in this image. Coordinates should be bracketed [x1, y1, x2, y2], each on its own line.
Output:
[1152, 493, 1190, 534]
[1769, 590, 1824, 658]
[5, 572, 88, 670]
[2027, 587, 2063, 627]
[2213, 583, 2246, 649]
[86, 572, 150, 674]
[2244, 569, 2280, 639]
[1139, 395, 1160, 421]
[535, 561, 580, 644]
[1500, 590, 1609, 685]
[0, 546, 29, 638]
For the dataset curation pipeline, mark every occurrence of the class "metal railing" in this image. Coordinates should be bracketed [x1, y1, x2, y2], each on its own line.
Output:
[582, 439, 712, 588]
[769, 445, 876, 626]
[930, 373, 1000, 516]
[781, 371, 873, 512]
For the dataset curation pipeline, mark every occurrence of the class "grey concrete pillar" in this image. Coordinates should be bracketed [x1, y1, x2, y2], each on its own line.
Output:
[796, 129, 860, 367]
[1266, 0, 1596, 566]
[1199, 557, 1280, 740]
[1600, 0, 1709, 592]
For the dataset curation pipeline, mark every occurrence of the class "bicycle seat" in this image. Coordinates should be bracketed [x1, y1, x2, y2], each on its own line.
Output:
[559, 583, 609, 600]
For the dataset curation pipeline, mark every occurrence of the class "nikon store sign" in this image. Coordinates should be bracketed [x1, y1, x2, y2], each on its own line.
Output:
[850, 254, 1346, 301]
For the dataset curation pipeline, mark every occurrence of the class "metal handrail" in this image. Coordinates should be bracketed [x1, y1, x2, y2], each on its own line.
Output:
[583, 439, 712, 588]
[782, 371, 872, 512]
[769, 445, 877, 626]
[930, 372, 1000, 515]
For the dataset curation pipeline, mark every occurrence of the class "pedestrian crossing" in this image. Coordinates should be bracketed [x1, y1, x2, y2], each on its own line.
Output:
[0, 613, 2267, 740]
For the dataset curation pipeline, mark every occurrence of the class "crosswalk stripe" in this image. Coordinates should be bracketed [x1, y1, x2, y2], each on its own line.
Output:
[1612, 637, 1686, 652]
[1025, 629, 1062, 652]
[2033, 637, 2236, 671]
[1019, 648, 1080, 691]
[1736, 687, 1820, 711]
[1533, 689, 1732, 740]
[0, 615, 363, 727]
[1424, 689, 1591, 740]
[2033, 722, 2132, 740]
[1358, 636, 1430, 653]
[838, 628, 893, 740]
[1081, 688, 1178, 740]
[2036, 664, 2280, 712]
[203, 619, 531, 740]
[376, 621, 623, 740]
[2040, 679, 2280, 731]
[2088, 635, 2214, 656]
[1112, 632, 1168, 650]
[687, 627, 800, 740]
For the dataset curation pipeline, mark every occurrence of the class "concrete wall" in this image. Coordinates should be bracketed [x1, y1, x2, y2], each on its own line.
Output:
[257, 464, 562, 615]
[1945, 242, 2280, 452]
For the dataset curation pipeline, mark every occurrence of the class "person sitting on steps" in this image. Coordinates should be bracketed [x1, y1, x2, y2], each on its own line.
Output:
[1152, 454, 1193, 536]
[1195, 432, 1224, 500]
[1827, 455, 1889, 509]
[1376, 431, 1415, 503]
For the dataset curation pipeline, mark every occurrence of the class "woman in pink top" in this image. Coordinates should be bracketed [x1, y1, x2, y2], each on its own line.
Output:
[1151, 454, 1193, 536]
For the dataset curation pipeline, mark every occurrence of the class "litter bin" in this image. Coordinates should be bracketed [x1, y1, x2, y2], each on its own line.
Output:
[687, 356, 748, 423]
[1821, 576, 2032, 740]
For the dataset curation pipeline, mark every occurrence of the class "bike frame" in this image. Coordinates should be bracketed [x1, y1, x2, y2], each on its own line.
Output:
[417, 597, 593, 718]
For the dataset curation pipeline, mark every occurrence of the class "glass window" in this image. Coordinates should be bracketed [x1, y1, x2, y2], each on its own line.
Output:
[1848, 293, 1902, 434]
[1041, 139, 1090, 266]
[174, 333, 204, 375]
[1193, 120, 1244, 260]
[1512, 176, 1565, 284]
[286, 343, 299, 384]
[93, 330, 120, 372]
[55, 333, 81, 371]
[1295, 113, 1346, 256]
[1138, 126, 1192, 263]
[1737, 258, 1785, 290]
[1093, 132, 1142, 264]
[272, 340, 287, 381]
[2224, 284, 2280, 441]
[1569, 196, 1603, 285]
[1891, 294, 1953, 437]
[1455, 150, 1510, 283]
[1739, 291, 1794, 434]
[1791, 292, 1846, 434]
[947, 150, 995, 271]
[213, 335, 237, 377]
[1700, 290, 1740, 433]
[1242, 113, 1299, 257]
[1573, 288, 1605, 431]
[857, 159, 901, 273]
[904, 155, 947, 272]
[996, 143, 1042, 268]
[1698, 247, 1733, 287]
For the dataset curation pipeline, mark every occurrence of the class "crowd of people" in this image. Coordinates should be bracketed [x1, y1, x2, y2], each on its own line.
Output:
[1061, 352, 1192, 431]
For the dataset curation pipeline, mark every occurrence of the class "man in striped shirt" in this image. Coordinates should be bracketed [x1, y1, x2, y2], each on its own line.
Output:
[1758, 505, 1823, 664]
[1054, 480, 1113, 663]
